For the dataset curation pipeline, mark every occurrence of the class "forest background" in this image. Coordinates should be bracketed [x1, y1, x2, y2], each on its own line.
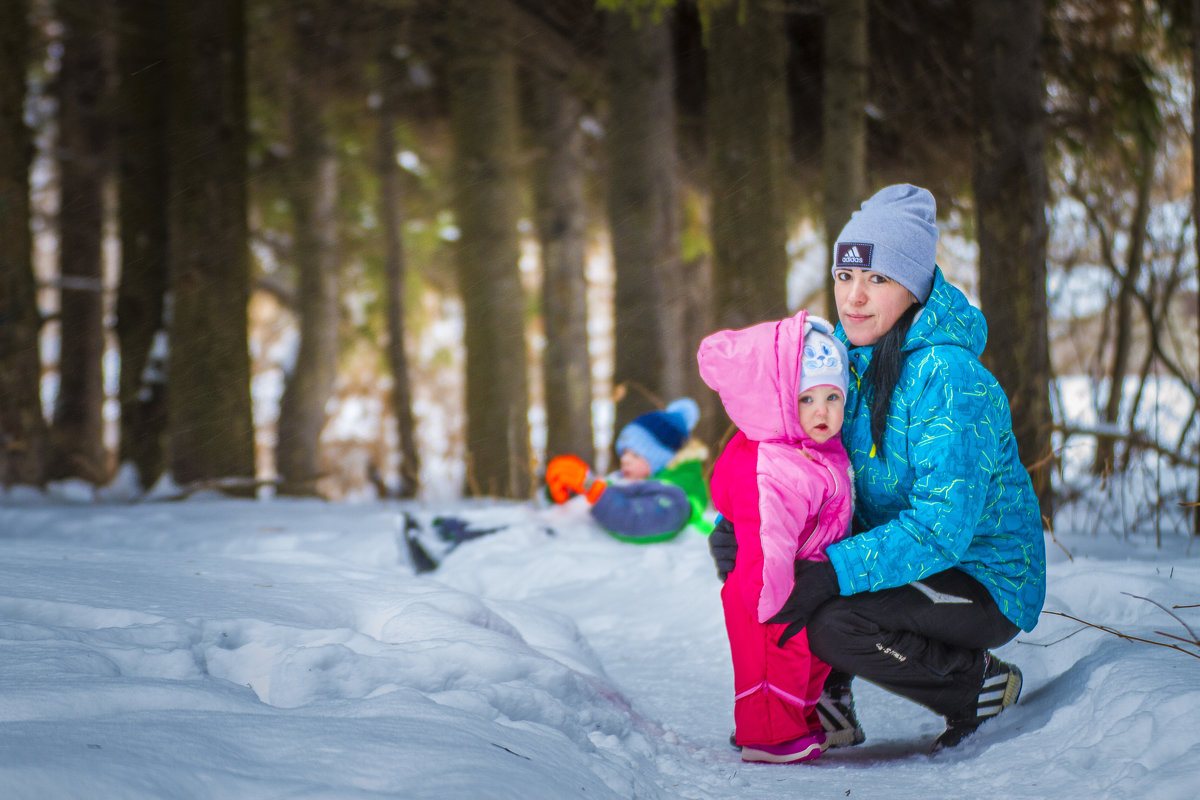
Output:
[0, 0, 1196, 537]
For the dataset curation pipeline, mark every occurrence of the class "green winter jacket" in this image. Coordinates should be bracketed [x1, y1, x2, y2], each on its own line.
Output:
[657, 458, 715, 534]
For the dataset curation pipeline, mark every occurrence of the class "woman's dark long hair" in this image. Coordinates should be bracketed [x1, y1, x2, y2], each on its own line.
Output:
[865, 302, 922, 454]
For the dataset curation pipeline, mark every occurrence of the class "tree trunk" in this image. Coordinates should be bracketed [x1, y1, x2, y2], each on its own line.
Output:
[0, 0, 48, 488]
[166, 0, 256, 487]
[1093, 140, 1154, 476]
[822, 0, 868, 322]
[1193, 0, 1199, 538]
[529, 65, 595, 465]
[707, 0, 790, 333]
[377, 50, 421, 499]
[972, 0, 1053, 522]
[51, 0, 111, 484]
[275, 2, 341, 497]
[115, 0, 169, 490]
[447, 1, 531, 498]
[679, 184, 719, 454]
[605, 7, 681, 435]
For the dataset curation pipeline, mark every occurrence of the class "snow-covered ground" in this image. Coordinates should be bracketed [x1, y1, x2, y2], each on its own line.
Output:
[1, 484, 1197, 800]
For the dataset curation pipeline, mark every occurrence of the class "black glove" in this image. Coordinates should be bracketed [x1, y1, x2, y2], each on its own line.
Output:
[708, 516, 738, 582]
[767, 559, 840, 647]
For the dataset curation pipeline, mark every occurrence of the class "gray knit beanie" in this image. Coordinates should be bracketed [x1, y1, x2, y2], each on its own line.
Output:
[831, 183, 939, 303]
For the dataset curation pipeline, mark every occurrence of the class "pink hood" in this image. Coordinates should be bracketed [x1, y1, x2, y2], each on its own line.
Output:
[698, 310, 814, 443]
[698, 310, 853, 622]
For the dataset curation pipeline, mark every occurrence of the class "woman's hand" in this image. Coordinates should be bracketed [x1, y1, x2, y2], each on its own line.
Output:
[768, 560, 840, 646]
[709, 516, 737, 581]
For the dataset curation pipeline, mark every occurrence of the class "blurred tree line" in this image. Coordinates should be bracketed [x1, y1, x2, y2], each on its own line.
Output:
[0, 0, 1195, 532]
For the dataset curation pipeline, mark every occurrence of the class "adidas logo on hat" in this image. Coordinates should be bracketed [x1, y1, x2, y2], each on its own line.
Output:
[835, 242, 873, 268]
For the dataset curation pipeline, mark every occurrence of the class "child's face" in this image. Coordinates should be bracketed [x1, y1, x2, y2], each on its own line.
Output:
[619, 450, 653, 480]
[797, 385, 845, 444]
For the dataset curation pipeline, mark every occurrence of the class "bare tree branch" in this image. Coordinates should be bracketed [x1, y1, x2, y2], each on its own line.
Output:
[1037, 602, 1200, 662]
[1056, 423, 1200, 469]
[1124, 592, 1200, 644]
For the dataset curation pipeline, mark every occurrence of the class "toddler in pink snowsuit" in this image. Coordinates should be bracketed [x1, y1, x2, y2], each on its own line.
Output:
[697, 310, 854, 764]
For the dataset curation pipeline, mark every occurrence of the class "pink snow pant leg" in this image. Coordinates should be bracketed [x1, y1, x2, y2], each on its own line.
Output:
[722, 577, 831, 746]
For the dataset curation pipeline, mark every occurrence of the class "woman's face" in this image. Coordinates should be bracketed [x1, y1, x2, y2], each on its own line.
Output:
[833, 269, 918, 346]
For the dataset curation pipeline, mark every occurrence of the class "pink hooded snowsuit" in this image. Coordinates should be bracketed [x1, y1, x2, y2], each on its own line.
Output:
[698, 309, 854, 747]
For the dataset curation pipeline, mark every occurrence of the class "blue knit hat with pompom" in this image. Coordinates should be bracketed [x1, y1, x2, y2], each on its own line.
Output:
[615, 398, 700, 475]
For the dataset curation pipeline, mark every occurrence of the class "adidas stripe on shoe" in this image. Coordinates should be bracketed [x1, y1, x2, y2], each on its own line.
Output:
[816, 688, 866, 748]
[932, 653, 1023, 751]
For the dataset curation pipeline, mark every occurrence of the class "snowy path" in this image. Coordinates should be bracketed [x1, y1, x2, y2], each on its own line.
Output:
[1, 497, 1197, 799]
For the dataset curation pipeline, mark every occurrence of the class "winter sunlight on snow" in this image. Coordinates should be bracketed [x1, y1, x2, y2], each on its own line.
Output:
[1, 486, 1197, 799]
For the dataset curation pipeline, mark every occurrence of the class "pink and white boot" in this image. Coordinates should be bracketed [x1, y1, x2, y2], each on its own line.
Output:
[740, 731, 825, 763]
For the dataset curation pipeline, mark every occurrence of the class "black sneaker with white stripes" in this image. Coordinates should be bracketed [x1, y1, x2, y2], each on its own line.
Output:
[816, 685, 866, 748]
[932, 652, 1023, 751]
[726, 683, 865, 752]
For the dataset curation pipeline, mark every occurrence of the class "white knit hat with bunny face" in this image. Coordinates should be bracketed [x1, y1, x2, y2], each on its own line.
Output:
[797, 316, 848, 396]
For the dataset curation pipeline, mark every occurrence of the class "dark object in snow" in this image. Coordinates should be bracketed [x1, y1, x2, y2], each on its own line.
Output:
[403, 514, 439, 574]
[401, 512, 504, 573]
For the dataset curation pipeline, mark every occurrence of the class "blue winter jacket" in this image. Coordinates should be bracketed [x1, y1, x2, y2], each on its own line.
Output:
[825, 268, 1047, 631]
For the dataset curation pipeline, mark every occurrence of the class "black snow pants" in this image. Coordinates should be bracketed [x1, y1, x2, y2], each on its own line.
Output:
[805, 568, 1020, 718]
